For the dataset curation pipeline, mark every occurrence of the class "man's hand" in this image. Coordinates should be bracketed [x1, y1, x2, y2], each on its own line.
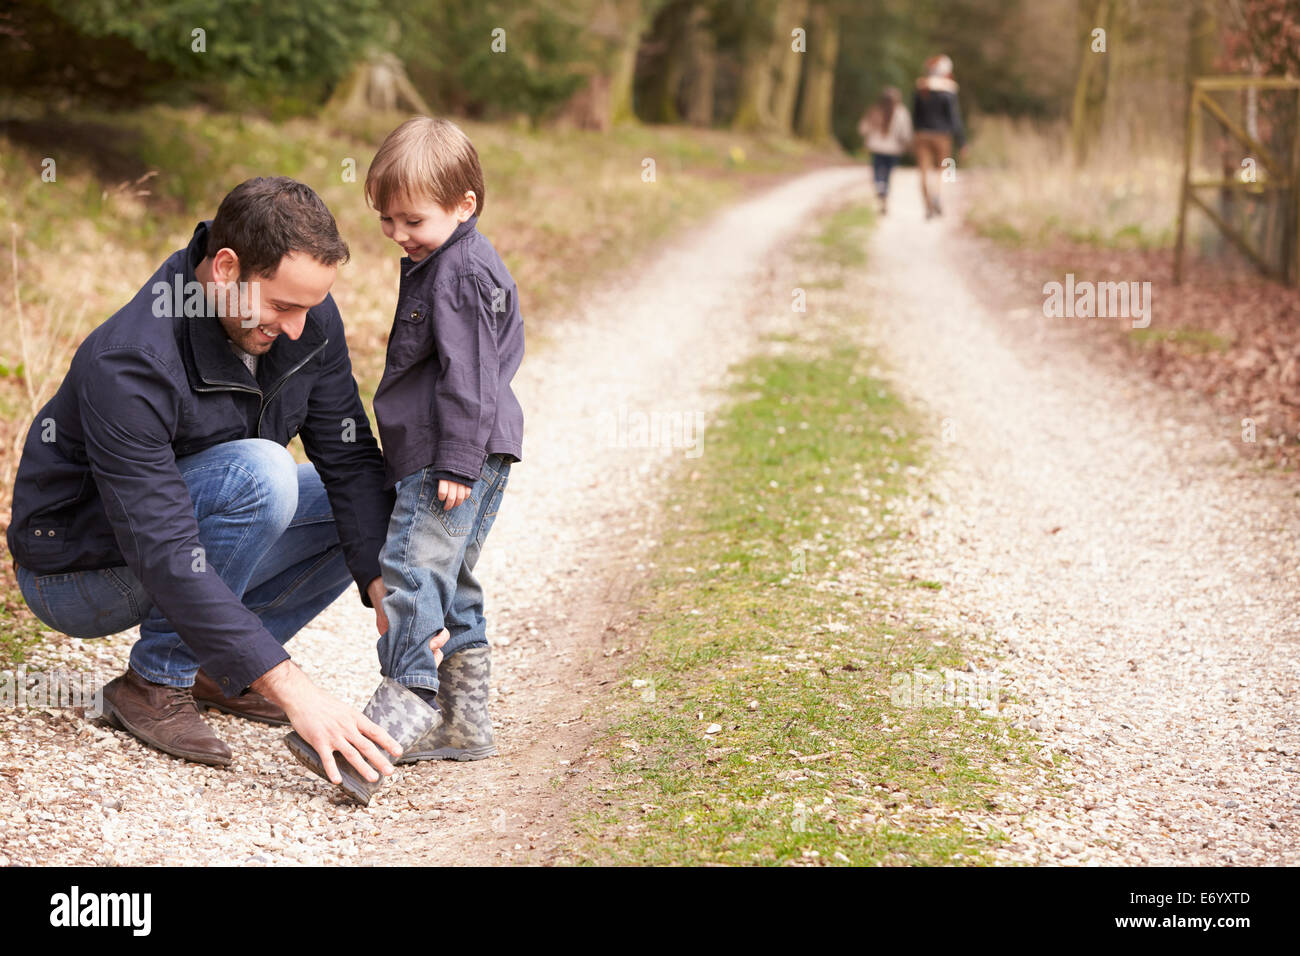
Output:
[429, 626, 448, 668]
[366, 576, 389, 636]
[366, 577, 449, 667]
[254, 660, 399, 785]
[438, 479, 471, 510]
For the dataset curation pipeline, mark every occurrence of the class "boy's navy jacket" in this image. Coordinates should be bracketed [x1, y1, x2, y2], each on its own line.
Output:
[373, 214, 524, 489]
[5, 221, 393, 696]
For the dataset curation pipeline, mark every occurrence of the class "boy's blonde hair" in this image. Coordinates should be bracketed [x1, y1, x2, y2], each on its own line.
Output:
[365, 116, 486, 217]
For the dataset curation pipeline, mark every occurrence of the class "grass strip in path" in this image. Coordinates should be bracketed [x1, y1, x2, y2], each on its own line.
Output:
[574, 202, 1045, 866]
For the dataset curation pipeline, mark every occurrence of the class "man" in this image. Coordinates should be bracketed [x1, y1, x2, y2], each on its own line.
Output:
[7, 176, 444, 788]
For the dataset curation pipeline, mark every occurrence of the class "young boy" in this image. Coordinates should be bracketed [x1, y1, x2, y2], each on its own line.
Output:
[287, 116, 524, 804]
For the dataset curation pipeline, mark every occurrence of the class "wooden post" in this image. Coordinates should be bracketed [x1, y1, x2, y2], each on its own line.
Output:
[1174, 84, 1197, 285]
[1293, 87, 1300, 285]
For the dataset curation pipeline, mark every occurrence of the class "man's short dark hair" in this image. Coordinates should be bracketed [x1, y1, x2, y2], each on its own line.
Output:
[207, 176, 350, 278]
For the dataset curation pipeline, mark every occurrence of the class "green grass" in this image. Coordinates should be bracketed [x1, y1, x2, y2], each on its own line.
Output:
[971, 220, 1025, 246]
[808, 203, 877, 268]
[572, 202, 1045, 866]
[1128, 327, 1233, 354]
[970, 212, 1173, 252]
[0, 598, 46, 665]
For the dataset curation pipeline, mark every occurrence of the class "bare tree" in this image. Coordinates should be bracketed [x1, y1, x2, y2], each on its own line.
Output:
[794, 0, 839, 143]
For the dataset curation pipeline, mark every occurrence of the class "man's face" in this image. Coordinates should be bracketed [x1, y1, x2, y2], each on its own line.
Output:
[216, 252, 337, 355]
[378, 193, 472, 262]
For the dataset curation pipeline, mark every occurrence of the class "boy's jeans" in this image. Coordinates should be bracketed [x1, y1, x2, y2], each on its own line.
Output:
[377, 453, 511, 696]
[15, 439, 354, 687]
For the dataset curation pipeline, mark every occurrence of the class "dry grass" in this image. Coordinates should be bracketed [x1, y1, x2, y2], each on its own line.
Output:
[0, 105, 838, 653]
[963, 115, 1183, 251]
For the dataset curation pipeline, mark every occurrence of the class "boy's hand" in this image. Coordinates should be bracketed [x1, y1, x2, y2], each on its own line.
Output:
[438, 479, 471, 510]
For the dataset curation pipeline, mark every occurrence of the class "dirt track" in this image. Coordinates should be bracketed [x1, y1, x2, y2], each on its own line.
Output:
[4, 164, 1296, 866]
[860, 169, 1300, 864]
[0, 165, 870, 866]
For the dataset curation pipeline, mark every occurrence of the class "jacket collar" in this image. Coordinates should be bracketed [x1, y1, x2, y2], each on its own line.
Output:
[181, 220, 327, 390]
[917, 76, 958, 94]
[402, 215, 478, 279]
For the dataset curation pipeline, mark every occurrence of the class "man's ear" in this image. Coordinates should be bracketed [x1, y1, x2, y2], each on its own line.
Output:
[211, 247, 242, 284]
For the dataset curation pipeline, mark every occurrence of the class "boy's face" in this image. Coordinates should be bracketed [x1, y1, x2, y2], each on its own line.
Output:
[379, 192, 475, 262]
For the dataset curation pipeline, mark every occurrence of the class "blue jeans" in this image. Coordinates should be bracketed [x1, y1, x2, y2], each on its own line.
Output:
[16, 439, 354, 687]
[871, 153, 899, 197]
[377, 453, 510, 695]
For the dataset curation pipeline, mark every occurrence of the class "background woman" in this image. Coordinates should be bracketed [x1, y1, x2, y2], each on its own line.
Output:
[911, 54, 966, 219]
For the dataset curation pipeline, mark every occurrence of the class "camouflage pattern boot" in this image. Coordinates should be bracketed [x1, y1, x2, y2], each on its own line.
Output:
[398, 645, 497, 763]
[285, 676, 441, 805]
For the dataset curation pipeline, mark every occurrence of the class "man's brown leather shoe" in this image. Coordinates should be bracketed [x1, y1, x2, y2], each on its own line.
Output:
[192, 669, 289, 726]
[100, 667, 232, 767]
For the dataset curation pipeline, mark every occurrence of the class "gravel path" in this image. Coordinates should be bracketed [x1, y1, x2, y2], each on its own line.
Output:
[0, 165, 869, 866]
[861, 169, 1300, 864]
[7, 164, 1293, 867]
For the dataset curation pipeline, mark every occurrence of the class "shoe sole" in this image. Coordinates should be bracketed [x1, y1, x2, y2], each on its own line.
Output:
[283, 731, 380, 806]
[100, 699, 232, 767]
[398, 742, 498, 764]
[195, 699, 290, 727]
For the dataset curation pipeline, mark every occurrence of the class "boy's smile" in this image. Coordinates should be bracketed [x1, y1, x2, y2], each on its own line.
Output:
[379, 193, 475, 262]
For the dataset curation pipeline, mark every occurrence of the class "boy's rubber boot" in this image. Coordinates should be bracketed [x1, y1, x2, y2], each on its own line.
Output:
[398, 646, 497, 763]
[284, 677, 441, 805]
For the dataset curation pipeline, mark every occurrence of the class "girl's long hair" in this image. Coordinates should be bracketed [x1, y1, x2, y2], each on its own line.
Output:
[868, 87, 902, 135]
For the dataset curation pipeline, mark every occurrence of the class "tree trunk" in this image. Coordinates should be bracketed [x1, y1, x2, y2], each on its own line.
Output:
[1069, 0, 1113, 163]
[644, 1, 691, 123]
[1188, 0, 1233, 240]
[683, 3, 717, 126]
[608, 0, 647, 126]
[555, 0, 647, 131]
[768, 0, 808, 133]
[731, 0, 779, 131]
[326, 51, 432, 122]
[793, 0, 838, 143]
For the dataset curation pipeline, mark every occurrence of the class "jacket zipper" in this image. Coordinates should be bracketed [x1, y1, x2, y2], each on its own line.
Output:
[256, 338, 329, 437]
[191, 338, 328, 439]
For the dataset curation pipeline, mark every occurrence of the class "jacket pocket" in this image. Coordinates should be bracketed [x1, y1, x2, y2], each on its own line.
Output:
[426, 471, 483, 538]
[23, 519, 69, 557]
[22, 471, 89, 557]
[386, 298, 433, 371]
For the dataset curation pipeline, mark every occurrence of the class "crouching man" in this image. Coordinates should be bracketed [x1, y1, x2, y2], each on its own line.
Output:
[6, 176, 444, 787]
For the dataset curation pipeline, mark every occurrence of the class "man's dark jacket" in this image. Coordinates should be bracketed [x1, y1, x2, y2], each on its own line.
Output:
[373, 214, 524, 489]
[6, 222, 393, 696]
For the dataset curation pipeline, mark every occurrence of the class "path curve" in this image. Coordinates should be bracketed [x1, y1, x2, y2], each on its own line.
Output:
[0, 165, 870, 866]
